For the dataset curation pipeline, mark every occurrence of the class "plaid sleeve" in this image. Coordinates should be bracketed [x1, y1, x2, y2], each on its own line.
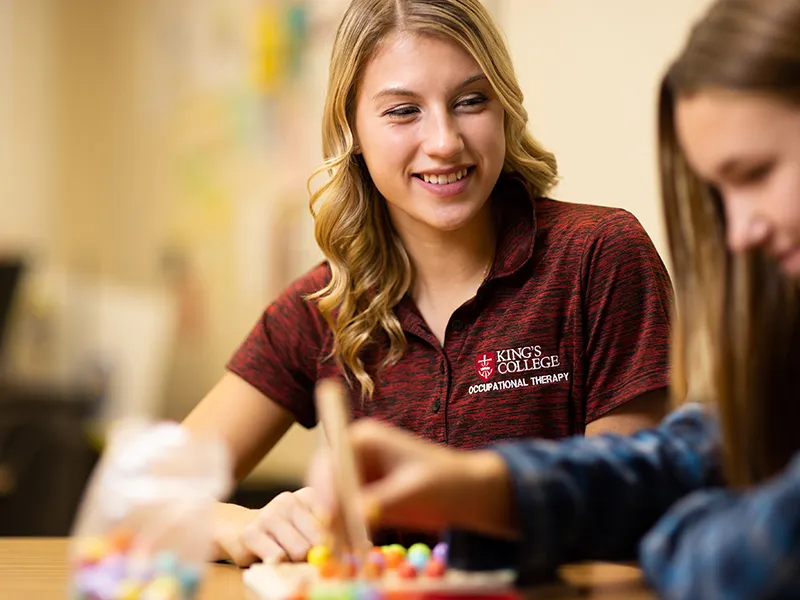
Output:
[639, 453, 800, 600]
[445, 403, 723, 580]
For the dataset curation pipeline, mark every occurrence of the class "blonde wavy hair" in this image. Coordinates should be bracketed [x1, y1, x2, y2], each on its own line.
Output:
[307, 0, 558, 399]
[659, 0, 800, 486]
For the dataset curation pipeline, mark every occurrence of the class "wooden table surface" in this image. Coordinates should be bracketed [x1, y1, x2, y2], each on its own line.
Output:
[0, 538, 657, 599]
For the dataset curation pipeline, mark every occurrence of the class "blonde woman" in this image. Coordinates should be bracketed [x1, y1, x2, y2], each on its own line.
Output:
[309, 0, 800, 597]
[184, 0, 672, 566]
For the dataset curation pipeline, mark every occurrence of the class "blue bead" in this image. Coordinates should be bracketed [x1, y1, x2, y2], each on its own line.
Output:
[407, 550, 429, 572]
[154, 550, 180, 575]
[353, 581, 382, 600]
[179, 564, 202, 597]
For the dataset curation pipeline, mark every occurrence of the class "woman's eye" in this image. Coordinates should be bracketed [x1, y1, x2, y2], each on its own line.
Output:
[456, 94, 488, 109]
[385, 106, 420, 119]
[731, 162, 775, 186]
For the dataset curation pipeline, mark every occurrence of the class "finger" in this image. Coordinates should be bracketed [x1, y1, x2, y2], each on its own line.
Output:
[288, 505, 326, 549]
[241, 525, 287, 564]
[267, 517, 316, 562]
[224, 538, 260, 567]
[294, 486, 331, 526]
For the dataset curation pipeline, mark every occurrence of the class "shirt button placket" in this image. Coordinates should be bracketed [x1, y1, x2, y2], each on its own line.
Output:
[435, 355, 447, 442]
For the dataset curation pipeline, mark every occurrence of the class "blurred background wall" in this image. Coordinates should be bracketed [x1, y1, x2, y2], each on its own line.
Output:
[0, 0, 713, 532]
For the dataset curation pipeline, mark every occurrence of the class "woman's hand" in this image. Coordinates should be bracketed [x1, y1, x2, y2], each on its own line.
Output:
[212, 487, 327, 566]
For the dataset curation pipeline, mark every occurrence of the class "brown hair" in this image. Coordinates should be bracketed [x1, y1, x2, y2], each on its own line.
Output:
[658, 0, 800, 486]
[306, 0, 557, 398]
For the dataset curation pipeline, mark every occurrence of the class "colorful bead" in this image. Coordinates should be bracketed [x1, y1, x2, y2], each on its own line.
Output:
[75, 536, 109, 566]
[337, 554, 358, 579]
[423, 558, 446, 578]
[178, 564, 202, 597]
[353, 581, 382, 600]
[74, 565, 119, 598]
[96, 552, 127, 580]
[126, 551, 156, 582]
[154, 551, 180, 575]
[116, 580, 143, 600]
[107, 527, 135, 554]
[366, 549, 386, 569]
[383, 549, 405, 569]
[407, 543, 431, 572]
[141, 575, 181, 600]
[318, 559, 339, 579]
[307, 544, 332, 567]
[396, 561, 417, 579]
[71, 533, 205, 600]
[432, 542, 448, 564]
[359, 561, 383, 580]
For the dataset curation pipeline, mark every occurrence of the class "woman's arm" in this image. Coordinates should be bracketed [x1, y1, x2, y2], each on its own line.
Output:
[183, 373, 326, 565]
[640, 453, 800, 600]
[183, 372, 295, 482]
[585, 387, 670, 436]
[448, 404, 724, 578]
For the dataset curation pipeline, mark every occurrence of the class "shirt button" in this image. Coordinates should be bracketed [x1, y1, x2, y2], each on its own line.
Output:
[433, 398, 441, 413]
[451, 319, 464, 332]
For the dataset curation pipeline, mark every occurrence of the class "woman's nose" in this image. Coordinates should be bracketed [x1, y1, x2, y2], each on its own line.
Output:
[724, 194, 770, 253]
[422, 112, 464, 159]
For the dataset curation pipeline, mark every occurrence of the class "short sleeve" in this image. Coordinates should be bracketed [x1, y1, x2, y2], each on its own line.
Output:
[581, 210, 673, 423]
[226, 266, 331, 429]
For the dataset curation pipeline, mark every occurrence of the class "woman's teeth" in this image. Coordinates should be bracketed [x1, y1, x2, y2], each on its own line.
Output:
[420, 168, 469, 184]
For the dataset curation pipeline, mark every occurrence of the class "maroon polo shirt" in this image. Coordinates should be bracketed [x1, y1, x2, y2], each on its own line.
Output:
[227, 175, 672, 449]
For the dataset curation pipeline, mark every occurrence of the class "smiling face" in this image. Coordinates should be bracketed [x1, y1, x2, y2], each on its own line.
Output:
[676, 90, 800, 275]
[352, 31, 506, 238]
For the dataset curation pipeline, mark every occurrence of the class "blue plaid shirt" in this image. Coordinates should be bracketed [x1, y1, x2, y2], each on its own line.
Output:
[446, 404, 800, 599]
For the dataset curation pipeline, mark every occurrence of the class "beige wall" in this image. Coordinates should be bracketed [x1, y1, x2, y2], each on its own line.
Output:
[505, 0, 713, 269]
[2, 1, 57, 256]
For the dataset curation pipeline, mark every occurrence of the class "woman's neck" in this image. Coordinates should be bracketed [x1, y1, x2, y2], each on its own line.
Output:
[400, 205, 496, 301]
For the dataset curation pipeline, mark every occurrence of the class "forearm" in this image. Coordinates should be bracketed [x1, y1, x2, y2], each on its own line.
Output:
[448, 404, 723, 577]
[450, 451, 519, 540]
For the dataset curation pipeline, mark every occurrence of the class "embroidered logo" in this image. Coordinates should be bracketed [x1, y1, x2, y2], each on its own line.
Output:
[475, 352, 496, 382]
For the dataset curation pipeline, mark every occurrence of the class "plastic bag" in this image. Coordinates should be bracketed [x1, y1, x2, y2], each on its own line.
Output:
[68, 420, 233, 600]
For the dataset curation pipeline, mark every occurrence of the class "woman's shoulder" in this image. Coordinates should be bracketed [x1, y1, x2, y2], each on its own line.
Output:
[268, 261, 332, 322]
[535, 197, 644, 235]
[533, 198, 657, 262]
[281, 261, 332, 297]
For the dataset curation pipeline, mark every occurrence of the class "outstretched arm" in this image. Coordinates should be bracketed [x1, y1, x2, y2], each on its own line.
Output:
[448, 404, 724, 577]
[640, 453, 800, 600]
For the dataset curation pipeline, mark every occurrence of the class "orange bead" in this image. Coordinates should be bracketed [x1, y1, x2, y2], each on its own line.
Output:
[384, 550, 405, 569]
[360, 561, 383, 580]
[424, 559, 446, 578]
[318, 559, 339, 579]
[397, 561, 417, 579]
[337, 560, 358, 579]
[107, 527, 135, 554]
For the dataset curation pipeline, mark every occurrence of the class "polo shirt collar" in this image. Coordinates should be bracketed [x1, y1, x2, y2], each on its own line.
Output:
[486, 173, 537, 282]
